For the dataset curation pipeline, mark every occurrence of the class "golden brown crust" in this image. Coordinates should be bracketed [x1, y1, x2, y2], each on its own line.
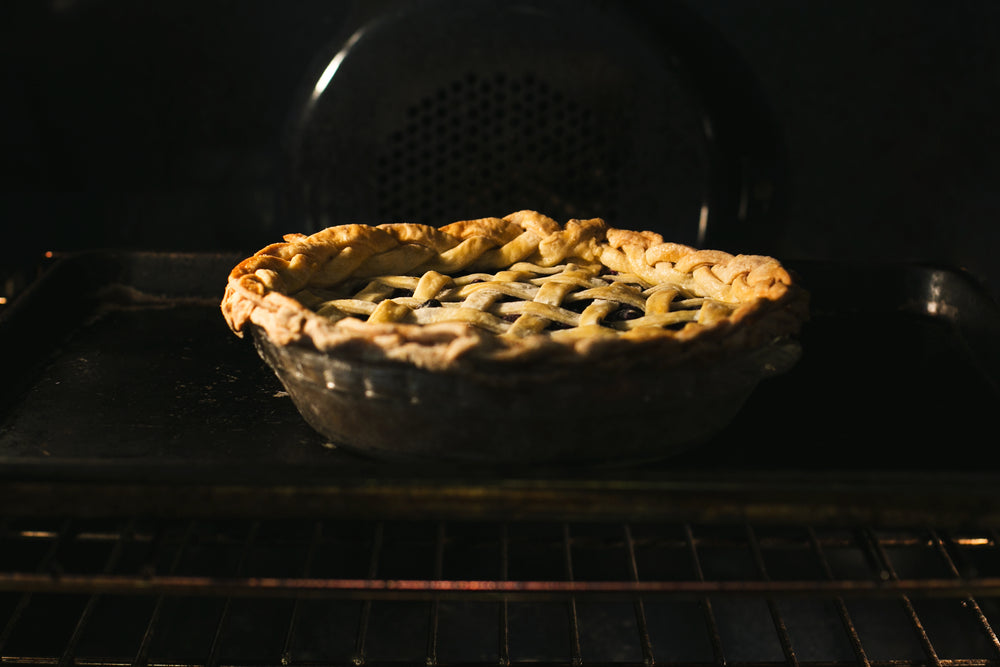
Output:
[221, 211, 808, 371]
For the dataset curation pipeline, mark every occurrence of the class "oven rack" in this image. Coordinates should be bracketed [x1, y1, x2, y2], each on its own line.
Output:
[1, 516, 998, 666]
[3, 249, 1000, 665]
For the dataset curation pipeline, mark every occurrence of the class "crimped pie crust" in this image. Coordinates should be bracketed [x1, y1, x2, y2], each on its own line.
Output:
[221, 211, 807, 371]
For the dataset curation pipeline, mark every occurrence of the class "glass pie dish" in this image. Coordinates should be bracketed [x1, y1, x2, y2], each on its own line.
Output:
[222, 211, 808, 464]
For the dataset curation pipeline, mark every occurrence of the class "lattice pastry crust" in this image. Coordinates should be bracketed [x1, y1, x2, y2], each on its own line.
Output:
[222, 211, 807, 371]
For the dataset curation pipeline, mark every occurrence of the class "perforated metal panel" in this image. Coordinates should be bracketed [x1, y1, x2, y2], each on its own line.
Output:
[374, 71, 621, 226]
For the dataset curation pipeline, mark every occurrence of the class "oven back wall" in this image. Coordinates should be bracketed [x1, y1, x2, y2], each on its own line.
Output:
[2, 0, 998, 298]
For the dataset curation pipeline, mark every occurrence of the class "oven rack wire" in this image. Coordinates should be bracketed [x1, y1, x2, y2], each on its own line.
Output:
[0, 517, 998, 667]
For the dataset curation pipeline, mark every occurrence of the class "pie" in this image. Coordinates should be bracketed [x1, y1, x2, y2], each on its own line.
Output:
[222, 210, 807, 372]
[221, 211, 807, 462]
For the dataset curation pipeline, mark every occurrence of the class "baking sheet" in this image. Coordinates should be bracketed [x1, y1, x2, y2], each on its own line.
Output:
[1, 250, 999, 522]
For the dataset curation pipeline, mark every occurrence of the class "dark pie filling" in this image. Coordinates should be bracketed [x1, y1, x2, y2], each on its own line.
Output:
[302, 265, 725, 335]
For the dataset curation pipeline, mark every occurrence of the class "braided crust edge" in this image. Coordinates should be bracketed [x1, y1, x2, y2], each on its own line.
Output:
[221, 211, 808, 371]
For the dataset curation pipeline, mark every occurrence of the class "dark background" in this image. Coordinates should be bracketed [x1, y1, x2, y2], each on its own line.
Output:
[2, 0, 999, 299]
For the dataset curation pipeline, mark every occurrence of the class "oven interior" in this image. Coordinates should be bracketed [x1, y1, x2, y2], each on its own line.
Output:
[3, 0, 1000, 664]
